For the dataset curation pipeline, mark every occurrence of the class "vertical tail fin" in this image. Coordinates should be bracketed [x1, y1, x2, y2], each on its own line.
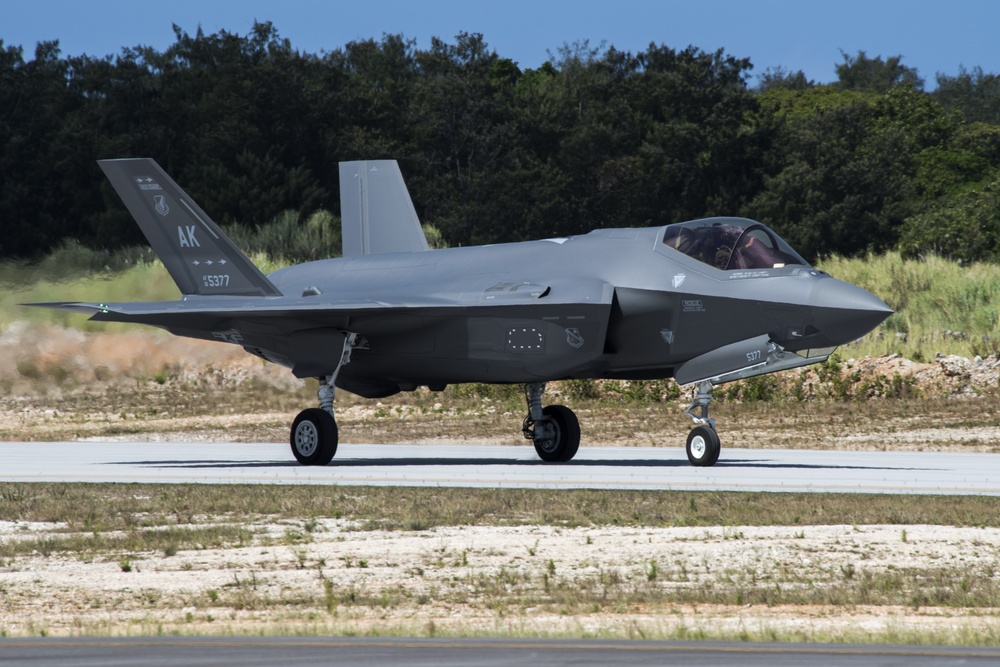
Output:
[99, 158, 282, 297]
[339, 160, 430, 256]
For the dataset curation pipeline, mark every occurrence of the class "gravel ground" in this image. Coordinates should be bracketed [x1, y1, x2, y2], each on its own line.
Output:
[2, 521, 1000, 641]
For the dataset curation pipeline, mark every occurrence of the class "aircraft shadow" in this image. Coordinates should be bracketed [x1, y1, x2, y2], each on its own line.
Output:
[109, 457, 934, 472]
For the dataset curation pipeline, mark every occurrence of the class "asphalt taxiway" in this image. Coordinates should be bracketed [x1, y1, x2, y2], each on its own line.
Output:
[0, 441, 997, 494]
[2, 637, 1000, 667]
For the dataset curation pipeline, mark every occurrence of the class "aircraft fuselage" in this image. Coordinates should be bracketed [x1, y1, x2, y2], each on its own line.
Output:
[263, 223, 888, 397]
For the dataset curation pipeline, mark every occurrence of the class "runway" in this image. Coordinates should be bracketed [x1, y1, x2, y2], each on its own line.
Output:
[2, 637, 1000, 667]
[1, 441, 998, 494]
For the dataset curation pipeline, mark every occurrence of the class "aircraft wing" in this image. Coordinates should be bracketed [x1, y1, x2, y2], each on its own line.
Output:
[27, 276, 613, 381]
[25, 275, 611, 334]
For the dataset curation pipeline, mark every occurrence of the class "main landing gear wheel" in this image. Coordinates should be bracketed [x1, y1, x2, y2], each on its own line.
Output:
[686, 425, 720, 467]
[289, 333, 357, 466]
[522, 382, 581, 462]
[291, 408, 338, 466]
[532, 404, 581, 463]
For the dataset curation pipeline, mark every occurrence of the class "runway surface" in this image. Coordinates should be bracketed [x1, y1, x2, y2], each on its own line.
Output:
[2, 637, 1000, 667]
[1, 441, 998, 494]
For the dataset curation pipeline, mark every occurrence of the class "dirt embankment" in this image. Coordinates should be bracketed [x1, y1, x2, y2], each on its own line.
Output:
[2, 322, 1000, 449]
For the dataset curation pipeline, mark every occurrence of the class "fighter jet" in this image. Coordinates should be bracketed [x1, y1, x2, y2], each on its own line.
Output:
[29, 158, 892, 466]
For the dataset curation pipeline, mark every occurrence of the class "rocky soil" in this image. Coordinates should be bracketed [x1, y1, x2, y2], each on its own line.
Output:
[3, 519, 1000, 642]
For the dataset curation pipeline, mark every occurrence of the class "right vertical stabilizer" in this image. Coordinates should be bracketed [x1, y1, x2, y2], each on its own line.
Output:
[339, 160, 430, 256]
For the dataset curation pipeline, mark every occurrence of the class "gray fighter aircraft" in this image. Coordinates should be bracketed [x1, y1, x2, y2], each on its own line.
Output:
[30, 158, 892, 466]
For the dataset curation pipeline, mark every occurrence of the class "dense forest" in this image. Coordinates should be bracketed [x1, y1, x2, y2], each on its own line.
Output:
[2, 22, 1000, 264]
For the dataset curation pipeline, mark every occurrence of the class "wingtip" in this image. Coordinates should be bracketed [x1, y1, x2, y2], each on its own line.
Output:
[21, 301, 108, 314]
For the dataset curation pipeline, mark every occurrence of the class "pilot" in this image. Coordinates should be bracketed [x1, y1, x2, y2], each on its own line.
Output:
[706, 224, 737, 270]
[664, 224, 736, 270]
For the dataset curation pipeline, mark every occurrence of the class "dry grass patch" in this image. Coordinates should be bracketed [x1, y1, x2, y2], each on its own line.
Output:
[4, 484, 1000, 531]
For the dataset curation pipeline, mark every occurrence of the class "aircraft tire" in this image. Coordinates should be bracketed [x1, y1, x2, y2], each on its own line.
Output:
[686, 425, 720, 466]
[291, 408, 338, 465]
[533, 405, 581, 463]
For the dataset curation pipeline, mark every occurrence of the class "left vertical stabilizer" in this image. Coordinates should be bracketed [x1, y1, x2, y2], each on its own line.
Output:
[99, 158, 282, 297]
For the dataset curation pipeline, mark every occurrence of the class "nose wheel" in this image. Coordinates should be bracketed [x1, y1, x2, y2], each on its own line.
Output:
[684, 380, 721, 467]
[686, 424, 720, 466]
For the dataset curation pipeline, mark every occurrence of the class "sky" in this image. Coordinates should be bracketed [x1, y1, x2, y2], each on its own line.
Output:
[2, 0, 998, 87]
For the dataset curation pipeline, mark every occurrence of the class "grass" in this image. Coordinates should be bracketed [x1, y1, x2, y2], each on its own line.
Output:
[819, 251, 1000, 361]
[5, 491, 1000, 644]
[3, 484, 1000, 531]
[0, 525, 256, 560]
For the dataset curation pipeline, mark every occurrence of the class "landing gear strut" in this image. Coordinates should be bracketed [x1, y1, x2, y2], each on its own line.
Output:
[522, 382, 580, 462]
[684, 380, 721, 467]
[290, 333, 356, 466]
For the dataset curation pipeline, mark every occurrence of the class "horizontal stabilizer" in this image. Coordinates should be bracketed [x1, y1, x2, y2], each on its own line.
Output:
[99, 158, 282, 297]
[339, 160, 429, 256]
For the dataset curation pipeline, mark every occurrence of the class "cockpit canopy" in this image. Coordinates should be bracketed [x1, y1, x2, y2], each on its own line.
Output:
[662, 217, 809, 271]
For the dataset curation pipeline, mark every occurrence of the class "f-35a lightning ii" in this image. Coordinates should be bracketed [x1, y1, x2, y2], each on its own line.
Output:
[30, 158, 892, 466]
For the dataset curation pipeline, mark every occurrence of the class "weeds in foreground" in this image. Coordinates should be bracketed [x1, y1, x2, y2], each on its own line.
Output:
[0, 523, 255, 560]
[3, 484, 1000, 533]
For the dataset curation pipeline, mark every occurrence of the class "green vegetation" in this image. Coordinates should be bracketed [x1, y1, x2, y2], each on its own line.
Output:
[819, 252, 1000, 360]
[3, 25, 1000, 265]
[0, 259, 178, 332]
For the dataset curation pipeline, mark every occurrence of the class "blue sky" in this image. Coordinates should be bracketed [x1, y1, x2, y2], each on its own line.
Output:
[3, 0, 998, 86]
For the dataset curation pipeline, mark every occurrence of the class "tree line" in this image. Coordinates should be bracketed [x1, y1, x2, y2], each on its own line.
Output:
[2, 22, 1000, 264]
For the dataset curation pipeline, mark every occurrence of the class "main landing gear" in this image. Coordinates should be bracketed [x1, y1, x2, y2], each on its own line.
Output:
[290, 333, 356, 466]
[522, 382, 580, 462]
[684, 380, 721, 466]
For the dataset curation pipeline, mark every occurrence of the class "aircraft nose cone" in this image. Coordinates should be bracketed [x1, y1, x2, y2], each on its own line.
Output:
[812, 278, 894, 346]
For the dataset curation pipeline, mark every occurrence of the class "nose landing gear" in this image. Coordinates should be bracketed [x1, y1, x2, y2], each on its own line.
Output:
[684, 380, 721, 466]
